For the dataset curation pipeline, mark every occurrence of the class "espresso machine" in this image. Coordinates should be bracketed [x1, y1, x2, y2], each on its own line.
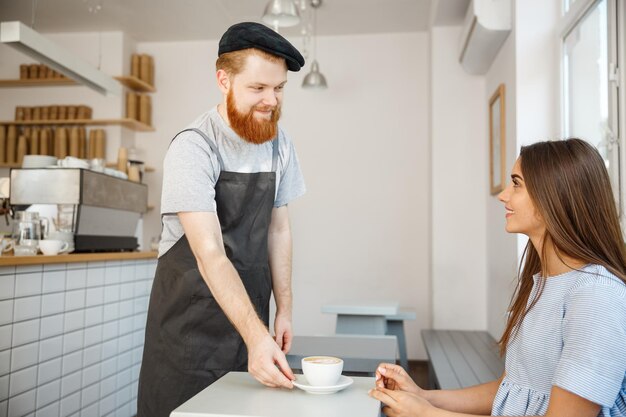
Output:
[10, 168, 148, 252]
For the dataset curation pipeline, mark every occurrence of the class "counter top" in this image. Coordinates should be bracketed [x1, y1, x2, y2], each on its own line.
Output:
[0, 251, 158, 266]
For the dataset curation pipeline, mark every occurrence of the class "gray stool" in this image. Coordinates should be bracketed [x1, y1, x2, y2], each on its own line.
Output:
[322, 303, 416, 370]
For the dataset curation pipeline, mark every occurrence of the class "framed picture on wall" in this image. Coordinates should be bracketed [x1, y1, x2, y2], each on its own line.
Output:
[489, 84, 506, 195]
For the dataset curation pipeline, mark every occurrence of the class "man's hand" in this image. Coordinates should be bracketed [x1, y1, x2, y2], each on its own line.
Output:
[375, 363, 423, 395]
[274, 313, 293, 354]
[248, 333, 295, 389]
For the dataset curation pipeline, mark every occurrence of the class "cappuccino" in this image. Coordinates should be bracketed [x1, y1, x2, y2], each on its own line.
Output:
[303, 357, 341, 365]
[302, 356, 343, 386]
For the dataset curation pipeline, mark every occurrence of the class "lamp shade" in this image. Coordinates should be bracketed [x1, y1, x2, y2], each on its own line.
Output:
[262, 0, 301, 28]
[302, 60, 327, 90]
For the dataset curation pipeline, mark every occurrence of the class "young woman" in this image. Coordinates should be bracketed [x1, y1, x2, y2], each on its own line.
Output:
[369, 138, 626, 417]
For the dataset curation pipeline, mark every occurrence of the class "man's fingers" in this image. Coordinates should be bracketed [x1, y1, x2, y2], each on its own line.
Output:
[267, 363, 294, 388]
[282, 334, 292, 354]
[252, 367, 282, 388]
[274, 351, 295, 381]
[274, 331, 284, 350]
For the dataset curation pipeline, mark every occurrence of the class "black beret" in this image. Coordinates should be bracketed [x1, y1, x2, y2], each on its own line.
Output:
[219, 22, 305, 72]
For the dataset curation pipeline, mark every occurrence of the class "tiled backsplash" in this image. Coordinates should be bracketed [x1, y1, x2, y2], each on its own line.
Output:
[0, 259, 157, 417]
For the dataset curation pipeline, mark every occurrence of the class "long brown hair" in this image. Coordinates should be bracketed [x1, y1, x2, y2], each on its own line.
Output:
[498, 138, 626, 355]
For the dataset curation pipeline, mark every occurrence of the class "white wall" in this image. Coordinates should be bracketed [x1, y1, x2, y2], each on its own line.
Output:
[484, 26, 518, 339]
[430, 26, 488, 330]
[136, 32, 432, 360]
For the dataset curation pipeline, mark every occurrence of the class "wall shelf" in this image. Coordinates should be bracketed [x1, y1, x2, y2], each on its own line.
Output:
[0, 118, 154, 132]
[0, 76, 156, 92]
[114, 76, 156, 93]
[0, 78, 76, 87]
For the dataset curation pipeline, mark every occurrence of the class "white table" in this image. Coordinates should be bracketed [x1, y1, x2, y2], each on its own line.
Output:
[170, 372, 381, 417]
[322, 302, 416, 369]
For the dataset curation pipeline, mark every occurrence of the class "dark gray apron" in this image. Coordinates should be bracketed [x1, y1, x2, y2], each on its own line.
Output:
[137, 128, 278, 417]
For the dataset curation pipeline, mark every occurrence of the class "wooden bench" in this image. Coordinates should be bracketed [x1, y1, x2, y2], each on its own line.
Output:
[287, 334, 398, 375]
[421, 330, 504, 389]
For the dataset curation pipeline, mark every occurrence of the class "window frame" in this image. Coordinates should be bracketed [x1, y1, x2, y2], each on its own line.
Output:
[559, 0, 624, 224]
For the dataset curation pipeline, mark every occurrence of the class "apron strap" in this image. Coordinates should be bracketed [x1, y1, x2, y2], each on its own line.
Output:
[271, 136, 279, 173]
[172, 128, 226, 170]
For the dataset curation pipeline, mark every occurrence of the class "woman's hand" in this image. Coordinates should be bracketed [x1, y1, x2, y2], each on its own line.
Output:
[375, 363, 423, 395]
[369, 386, 434, 417]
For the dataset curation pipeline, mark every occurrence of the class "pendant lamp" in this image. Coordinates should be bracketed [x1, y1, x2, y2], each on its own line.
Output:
[262, 0, 301, 31]
[302, 0, 327, 90]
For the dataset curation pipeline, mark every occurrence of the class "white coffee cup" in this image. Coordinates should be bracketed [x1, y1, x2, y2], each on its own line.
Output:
[301, 356, 343, 386]
[0, 237, 14, 254]
[38, 239, 70, 256]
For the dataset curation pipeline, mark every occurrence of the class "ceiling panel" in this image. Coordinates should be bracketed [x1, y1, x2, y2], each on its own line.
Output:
[0, 0, 432, 41]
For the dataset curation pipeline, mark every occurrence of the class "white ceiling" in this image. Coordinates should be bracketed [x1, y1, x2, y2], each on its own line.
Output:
[0, 0, 469, 42]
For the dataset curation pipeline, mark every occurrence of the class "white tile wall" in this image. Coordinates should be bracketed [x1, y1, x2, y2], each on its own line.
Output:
[79, 402, 98, 417]
[1, 259, 156, 417]
[86, 269, 104, 289]
[12, 319, 41, 346]
[65, 271, 86, 291]
[42, 272, 65, 294]
[8, 388, 36, 416]
[41, 294, 65, 317]
[60, 391, 80, 416]
[0, 375, 9, 402]
[0, 275, 14, 300]
[38, 359, 62, 386]
[9, 365, 37, 397]
[36, 401, 60, 417]
[64, 291, 85, 312]
[60, 372, 81, 398]
[40, 315, 64, 340]
[12, 343, 39, 371]
[0, 301, 14, 326]
[36, 380, 60, 409]
[14, 297, 42, 322]
[15, 273, 43, 297]
[39, 336, 63, 363]
[0, 350, 9, 377]
[0, 326, 11, 352]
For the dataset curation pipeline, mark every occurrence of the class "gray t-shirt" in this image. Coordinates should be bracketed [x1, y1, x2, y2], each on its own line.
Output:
[158, 106, 306, 257]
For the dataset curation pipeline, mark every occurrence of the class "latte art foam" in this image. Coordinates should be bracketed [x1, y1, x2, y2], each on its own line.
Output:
[304, 357, 341, 364]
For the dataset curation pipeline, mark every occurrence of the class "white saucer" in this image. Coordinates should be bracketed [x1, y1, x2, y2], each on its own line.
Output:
[293, 375, 354, 395]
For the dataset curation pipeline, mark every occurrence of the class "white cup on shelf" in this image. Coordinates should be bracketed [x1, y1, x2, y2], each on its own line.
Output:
[38, 239, 70, 256]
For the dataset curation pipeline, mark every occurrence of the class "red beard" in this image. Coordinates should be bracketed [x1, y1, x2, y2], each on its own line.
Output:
[226, 89, 281, 144]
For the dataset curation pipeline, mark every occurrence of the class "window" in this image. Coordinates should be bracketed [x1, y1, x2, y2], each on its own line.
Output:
[561, 0, 623, 220]
[563, 0, 579, 14]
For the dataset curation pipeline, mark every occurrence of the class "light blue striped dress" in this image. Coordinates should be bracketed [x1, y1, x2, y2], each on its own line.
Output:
[491, 264, 626, 416]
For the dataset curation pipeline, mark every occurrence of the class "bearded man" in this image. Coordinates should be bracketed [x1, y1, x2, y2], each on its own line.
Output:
[137, 22, 306, 417]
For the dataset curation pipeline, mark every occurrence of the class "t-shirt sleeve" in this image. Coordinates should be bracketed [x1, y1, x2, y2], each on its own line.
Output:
[160, 131, 219, 214]
[553, 279, 626, 406]
[274, 132, 306, 207]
